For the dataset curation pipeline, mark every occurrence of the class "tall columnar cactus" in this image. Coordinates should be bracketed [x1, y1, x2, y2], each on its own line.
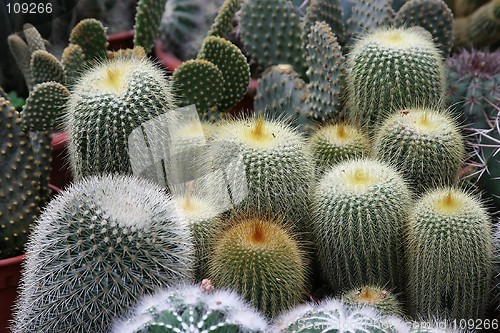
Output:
[454, 0, 500, 49]
[208, 215, 307, 318]
[111, 283, 268, 332]
[208, 116, 314, 232]
[374, 108, 465, 194]
[312, 158, 412, 295]
[271, 299, 409, 333]
[0, 96, 51, 259]
[308, 123, 371, 174]
[133, 0, 167, 52]
[405, 187, 492, 321]
[347, 27, 446, 131]
[394, 0, 454, 57]
[239, 0, 307, 77]
[342, 285, 404, 317]
[65, 57, 177, 179]
[12, 174, 195, 333]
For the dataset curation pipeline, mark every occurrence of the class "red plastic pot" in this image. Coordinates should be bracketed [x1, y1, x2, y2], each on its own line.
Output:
[154, 39, 257, 117]
[107, 30, 135, 51]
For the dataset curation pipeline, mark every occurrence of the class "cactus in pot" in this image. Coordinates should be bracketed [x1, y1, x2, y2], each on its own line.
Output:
[12, 174, 194, 333]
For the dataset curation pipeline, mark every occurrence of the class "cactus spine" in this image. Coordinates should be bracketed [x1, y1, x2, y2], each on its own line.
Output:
[405, 187, 492, 321]
[312, 158, 411, 295]
[12, 174, 194, 333]
[342, 285, 404, 317]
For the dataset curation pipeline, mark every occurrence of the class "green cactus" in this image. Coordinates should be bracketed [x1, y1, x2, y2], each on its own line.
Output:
[254, 64, 313, 132]
[305, 21, 347, 124]
[21, 81, 69, 132]
[22, 23, 47, 55]
[405, 187, 492, 321]
[342, 285, 404, 317]
[312, 158, 411, 295]
[133, 0, 167, 52]
[454, 0, 500, 49]
[61, 44, 87, 87]
[207, 0, 243, 38]
[12, 174, 195, 333]
[347, 27, 446, 131]
[302, 0, 346, 45]
[65, 57, 177, 179]
[308, 123, 371, 174]
[0, 96, 52, 260]
[30, 50, 66, 87]
[395, 0, 454, 57]
[208, 116, 314, 232]
[197, 36, 250, 113]
[239, 0, 307, 77]
[69, 18, 108, 63]
[347, 0, 395, 42]
[209, 215, 307, 318]
[271, 298, 409, 332]
[374, 108, 465, 194]
[111, 283, 268, 332]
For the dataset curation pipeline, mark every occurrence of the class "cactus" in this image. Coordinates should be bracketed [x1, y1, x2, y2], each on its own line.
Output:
[395, 0, 454, 57]
[239, 0, 307, 77]
[302, 0, 346, 45]
[271, 299, 409, 333]
[61, 44, 87, 87]
[208, 116, 314, 232]
[454, 0, 490, 17]
[374, 108, 465, 194]
[342, 285, 404, 317]
[65, 56, 177, 179]
[347, 27, 446, 132]
[69, 18, 108, 63]
[12, 174, 195, 333]
[312, 158, 412, 295]
[110, 282, 268, 332]
[30, 50, 66, 87]
[254, 64, 313, 132]
[454, 0, 500, 49]
[347, 0, 395, 42]
[405, 187, 492, 321]
[133, 0, 167, 52]
[308, 123, 371, 174]
[207, 0, 243, 38]
[494, 219, 500, 311]
[158, 0, 223, 60]
[208, 214, 307, 318]
[0, 96, 52, 259]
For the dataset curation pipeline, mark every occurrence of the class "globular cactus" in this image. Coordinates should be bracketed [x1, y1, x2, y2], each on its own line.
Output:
[111, 282, 268, 332]
[208, 116, 314, 232]
[133, 0, 167, 52]
[312, 158, 412, 295]
[0, 96, 51, 259]
[158, 0, 223, 60]
[12, 174, 194, 333]
[208, 214, 307, 318]
[308, 123, 371, 174]
[374, 108, 465, 194]
[271, 299, 409, 333]
[494, 219, 500, 312]
[405, 187, 492, 321]
[454, 0, 500, 49]
[239, 0, 307, 77]
[342, 285, 404, 317]
[65, 56, 177, 179]
[395, 0, 454, 57]
[347, 27, 446, 132]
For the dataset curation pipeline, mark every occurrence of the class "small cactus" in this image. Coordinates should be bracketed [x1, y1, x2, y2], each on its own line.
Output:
[110, 282, 268, 332]
[133, 0, 167, 52]
[342, 285, 404, 317]
[12, 174, 195, 333]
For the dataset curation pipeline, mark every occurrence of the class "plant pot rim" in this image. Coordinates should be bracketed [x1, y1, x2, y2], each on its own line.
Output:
[0, 254, 25, 267]
[107, 30, 135, 42]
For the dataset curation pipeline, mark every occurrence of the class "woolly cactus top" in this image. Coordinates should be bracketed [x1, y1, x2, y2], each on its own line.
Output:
[111, 283, 268, 332]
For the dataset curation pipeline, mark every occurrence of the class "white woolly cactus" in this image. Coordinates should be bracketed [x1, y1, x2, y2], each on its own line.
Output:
[12, 174, 194, 333]
[110, 281, 268, 332]
[271, 299, 410, 333]
[66, 56, 177, 179]
[209, 116, 314, 232]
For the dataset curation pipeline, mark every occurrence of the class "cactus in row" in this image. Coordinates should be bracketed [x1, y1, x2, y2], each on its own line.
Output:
[209, 214, 307, 318]
[0, 95, 52, 259]
[394, 0, 454, 57]
[347, 0, 396, 42]
[134, 0, 167, 52]
[65, 56, 177, 179]
[271, 299, 409, 332]
[374, 108, 465, 194]
[454, 0, 500, 49]
[405, 187, 492, 321]
[347, 27, 446, 132]
[208, 116, 314, 230]
[12, 174, 194, 333]
[111, 282, 268, 332]
[312, 158, 412, 295]
[342, 285, 404, 317]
